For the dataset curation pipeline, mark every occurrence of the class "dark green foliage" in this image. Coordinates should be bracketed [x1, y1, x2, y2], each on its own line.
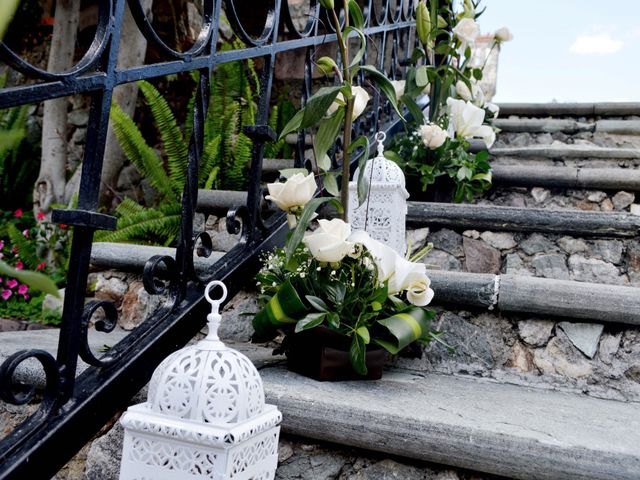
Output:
[0, 73, 39, 210]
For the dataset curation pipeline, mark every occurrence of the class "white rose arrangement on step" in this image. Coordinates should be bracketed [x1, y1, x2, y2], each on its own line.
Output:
[252, 0, 447, 376]
[385, 0, 512, 203]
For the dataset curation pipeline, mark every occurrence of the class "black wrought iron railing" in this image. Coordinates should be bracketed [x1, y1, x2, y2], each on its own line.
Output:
[0, 1, 417, 477]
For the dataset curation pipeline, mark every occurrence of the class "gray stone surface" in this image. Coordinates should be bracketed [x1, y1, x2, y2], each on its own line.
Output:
[613, 191, 636, 210]
[497, 102, 640, 117]
[84, 422, 124, 480]
[568, 255, 626, 285]
[262, 365, 640, 480]
[479, 231, 517, 250]
[219, 290, 257, 342]
[558, 322, 605, 359]
[591, 240, 623, 264]
[406, 227, 430, 256]
[505, 253, 533, 276]
[520, 234, 557, 255]
[557, 236, 588, 254]
[428, 229, 463, 257]
[423, 250, 462, 271]
[518, 320, 555, 347]
[531, 254, 569, 280]
[491, 144, 640, 160]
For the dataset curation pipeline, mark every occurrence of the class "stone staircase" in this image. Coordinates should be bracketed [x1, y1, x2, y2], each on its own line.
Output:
[3, 102, 640, 479]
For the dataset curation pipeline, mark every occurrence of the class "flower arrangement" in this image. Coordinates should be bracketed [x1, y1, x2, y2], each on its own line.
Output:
[251, 0, 441, 377]
[386, 0, 512, 202]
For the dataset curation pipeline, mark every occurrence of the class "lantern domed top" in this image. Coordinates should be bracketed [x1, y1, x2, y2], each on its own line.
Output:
[352, 132, 408, 190]
[146, 282, 265, 425]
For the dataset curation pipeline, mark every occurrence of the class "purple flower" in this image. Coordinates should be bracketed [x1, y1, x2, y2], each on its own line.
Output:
[1, 290, 11, 300]
[6, 279, 18, 289]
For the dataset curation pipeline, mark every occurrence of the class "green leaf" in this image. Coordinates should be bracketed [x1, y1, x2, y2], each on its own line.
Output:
[348, 135, 371, 206]
[356, 326, 370, 344]
[317, 154, 332, 171]
[345, 27, 367, 69]
[400, 95, 426, 124]
[314, 109, 345, 170]
[375, 308, 434, 354]
[279, 168, 310, 179]
[359, 65, 404, 120]
[415, 66, 429, 88]
[0, 0, 19, 40]
[284, 197, 343, 266]
[278, 86, 343, 140]
[348, 0, 365, 29]
[349, 334, 368, 375]
[253, 280, 308, 340]
[306, 295, 329, 312]
[472, 172, 492, 183]
[0, 260, 60, 298]
[327, 312, 340, 329]
[295, 312, 326, 333]
[371, 301, 382, 311]
[323, 172, 340, 196]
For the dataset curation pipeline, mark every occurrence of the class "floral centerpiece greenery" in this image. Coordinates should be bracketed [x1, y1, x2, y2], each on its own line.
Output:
[386, 0, 512, 202]
[251, 0, 442, 375]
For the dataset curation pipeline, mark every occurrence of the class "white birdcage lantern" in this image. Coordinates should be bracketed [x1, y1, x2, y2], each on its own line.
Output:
[348, 131, 410, 255]
[119, 281, 281, 480]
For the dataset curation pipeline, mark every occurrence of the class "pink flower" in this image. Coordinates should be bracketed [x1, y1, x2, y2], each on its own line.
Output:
[18, 284, 28, 295]
[23, 294, 29, 301]
[22, 229, 29, 238]
[14, 209, 23, 218]
[37, 211, 45, 221]
[7, 279, 18, 289]
[0, 240, 4, 250]
[15, 262, 23, 271]
[1, 290, 11, 300]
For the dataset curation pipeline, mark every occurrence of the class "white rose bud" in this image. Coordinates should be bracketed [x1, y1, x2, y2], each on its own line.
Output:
[390, 80, 406, 102]
[303, 219, 354, 263]
[406, 279, 435, 307]
[418, 123, 448, 150]
[471, 84, 485, 107]
[387, 255, 434, 304]
[455, 80, 472, 101]
[265, 172, 316, 212]
[326, 86, 371, 120]
[494, 27, 513, 43]
[453, 18, 480, 45]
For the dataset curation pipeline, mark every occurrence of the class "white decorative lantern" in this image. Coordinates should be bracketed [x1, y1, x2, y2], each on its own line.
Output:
[119, 281, 281, 480]
[348, 131, 410, 255]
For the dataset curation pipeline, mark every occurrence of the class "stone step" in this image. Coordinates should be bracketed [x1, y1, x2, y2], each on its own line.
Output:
[407, 202, 640, 237]
[90, 242, 226, 272]
[491, 145, 640, 161]
[491, 165, 640, 191]
[494, 118, 595, 134]
[262, 365, 640, 480]
[425, 269, 640, 325]
[498, 102, 640, 117]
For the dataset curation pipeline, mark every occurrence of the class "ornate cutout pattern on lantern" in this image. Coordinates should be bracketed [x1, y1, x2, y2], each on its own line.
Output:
[119, 281, 281, 480]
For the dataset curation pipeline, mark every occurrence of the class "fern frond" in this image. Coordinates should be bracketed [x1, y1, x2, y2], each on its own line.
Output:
[7, 224, 40, 270]
[227, 131, 252, 190]
[115, 197, 146, 216]
[199, 135, 221, 187]
[96, 203, 181, 246]
[204, 165, 220, 190]
[110, 103, 178, 199]
[137, 81, 189, 190]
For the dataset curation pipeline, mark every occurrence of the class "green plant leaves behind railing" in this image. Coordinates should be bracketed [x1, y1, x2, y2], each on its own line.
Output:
[278, 86, 343, 140]
[374, 307, 435, 354]
[358, 65, 404, 120]
[252, 280, 307, 341]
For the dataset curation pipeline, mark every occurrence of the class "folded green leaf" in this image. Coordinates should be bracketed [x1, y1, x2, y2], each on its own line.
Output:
[0, 260, 60, 298]
[358, 65, 404, 120]
[323, 172, 340, 196]
[400, 95, 426, 124]
[253, 280, 307, 339]
[349, 334, 367, 375]
[348, 0, 365, 30]
[314, 110, 345, 170]
[306, 295, 329, 312]
[356, 326, 371, 344]
[295, 312, 326, 333]
[374, 308, 434, 354]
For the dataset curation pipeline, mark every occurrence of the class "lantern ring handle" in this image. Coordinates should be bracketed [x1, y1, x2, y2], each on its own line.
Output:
[375, 131, 386, 143]
[205, 280, 228, 306]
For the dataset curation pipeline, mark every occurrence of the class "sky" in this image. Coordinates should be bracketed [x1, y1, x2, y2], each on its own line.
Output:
[476, 0, 640, 102]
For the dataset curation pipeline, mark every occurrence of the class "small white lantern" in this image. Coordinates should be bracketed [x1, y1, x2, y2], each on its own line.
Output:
[348, 131, 410, 255]
[119, 281, 281, 480]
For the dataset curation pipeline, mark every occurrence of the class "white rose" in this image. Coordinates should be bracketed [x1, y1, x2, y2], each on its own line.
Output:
[485, 102, 500, 118]
[387, 256, 435, 306]
[453, 18, 480, 45]
[418, 123, 448, 150]
[473, 124, 496, 149]
[390, 80, 406, 102]
[494, 27, 513, 42]
[348, 230, 397, 283]
[455, 80, 472, 101]
[304, 219, 353, 263]
[266, 172, 316, 212]
[406, 279, 435, 306]
[446, 97, 485, 139]
[326, 86, 371, 120]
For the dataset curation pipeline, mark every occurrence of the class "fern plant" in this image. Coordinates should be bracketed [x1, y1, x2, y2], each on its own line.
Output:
[101, 38, 291, 246]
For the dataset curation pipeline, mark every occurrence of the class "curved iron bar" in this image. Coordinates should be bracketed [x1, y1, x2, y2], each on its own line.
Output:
[0, 0, 113, 80]
[281, 0, 320, 38]
[126, 0, 215, 60]
[78, 301, 119, 368]
[224, 0, 278, 47]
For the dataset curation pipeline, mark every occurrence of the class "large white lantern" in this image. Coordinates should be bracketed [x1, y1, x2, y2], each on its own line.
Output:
[348, 132, 410, 255]
[119, 281, 281, 480]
